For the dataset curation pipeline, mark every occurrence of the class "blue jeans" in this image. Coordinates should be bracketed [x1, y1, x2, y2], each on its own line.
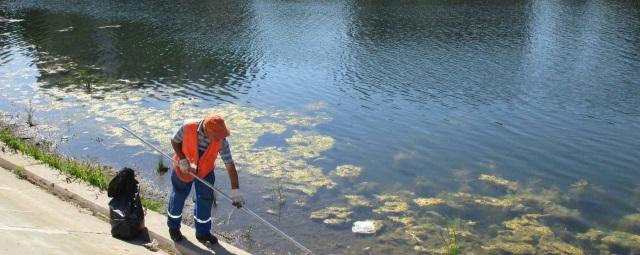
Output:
[166, 170, 215, 236]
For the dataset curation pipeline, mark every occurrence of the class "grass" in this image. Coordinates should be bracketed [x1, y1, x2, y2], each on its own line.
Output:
[0, 128, 109, 189]
[141, 197, 164, 211]
[0, 128, 166, 212]
[14, 166, 26, 179]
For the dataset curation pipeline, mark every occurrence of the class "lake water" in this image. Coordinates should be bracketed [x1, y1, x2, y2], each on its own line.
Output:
[1, 0, 640, 254]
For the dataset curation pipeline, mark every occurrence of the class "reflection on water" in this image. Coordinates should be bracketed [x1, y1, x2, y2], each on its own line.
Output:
[1, 0, 640, 254]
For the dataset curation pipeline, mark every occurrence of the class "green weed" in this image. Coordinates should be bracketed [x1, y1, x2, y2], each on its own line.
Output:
[440, 220, 462, 255]
[77, 69, 92, 91]
[240, 225, 254, 241]
[141, 196, 164, 212]
[26, 100, 35, 127]
[156, 157, 169, 175]
[14, 166, 26, 179]
[272, 178, 285, 205]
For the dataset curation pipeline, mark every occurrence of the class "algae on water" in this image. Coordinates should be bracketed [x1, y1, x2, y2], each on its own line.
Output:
[479, 174, 518, 192]
[413, 197, 445, 207]
[345, 195, 371, 207]
[335, 164, 362, 178]
[373, 194, 410, 214]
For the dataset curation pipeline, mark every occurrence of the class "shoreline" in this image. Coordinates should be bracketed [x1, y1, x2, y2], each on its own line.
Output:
[0, 112, 168, 213]
[0, 111, 256, 254]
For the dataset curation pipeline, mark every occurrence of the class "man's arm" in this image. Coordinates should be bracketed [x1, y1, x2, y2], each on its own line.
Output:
[225, 163, 240, 189]
[171, 140, 186, 159]
[219, 138, 239, 189]
[171, 125, 186, 159]
[220, 139, 243, 208]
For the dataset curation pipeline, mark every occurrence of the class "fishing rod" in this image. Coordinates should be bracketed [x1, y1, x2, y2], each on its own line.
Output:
[120, 126, 316, 255]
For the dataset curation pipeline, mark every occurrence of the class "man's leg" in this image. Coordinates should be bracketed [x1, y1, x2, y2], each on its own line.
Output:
[194, 171, 216, 244]
[167, 171, 192, 240]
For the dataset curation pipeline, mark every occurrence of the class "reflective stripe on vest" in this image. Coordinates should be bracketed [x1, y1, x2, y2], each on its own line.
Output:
[172, 119, 223, 182]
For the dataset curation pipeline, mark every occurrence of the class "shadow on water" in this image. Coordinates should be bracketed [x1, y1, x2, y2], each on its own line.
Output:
[8, 4, 261, 103]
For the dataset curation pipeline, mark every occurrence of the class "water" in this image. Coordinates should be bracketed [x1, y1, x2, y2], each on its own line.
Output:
[1, 0, 640, 254]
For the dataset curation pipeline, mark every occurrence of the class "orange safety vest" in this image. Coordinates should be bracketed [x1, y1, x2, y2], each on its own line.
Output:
[173, 119, 223, 182]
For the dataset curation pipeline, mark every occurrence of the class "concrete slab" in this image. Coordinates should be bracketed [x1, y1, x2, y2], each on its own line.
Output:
[0, 147, 41, 170]
[0, 167, 169, 255]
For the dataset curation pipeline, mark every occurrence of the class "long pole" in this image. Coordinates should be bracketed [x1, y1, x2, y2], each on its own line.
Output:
[120, 126, 315, 255]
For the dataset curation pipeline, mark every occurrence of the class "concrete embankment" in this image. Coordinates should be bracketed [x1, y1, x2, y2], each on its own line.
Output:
[0, 142, 250, 255]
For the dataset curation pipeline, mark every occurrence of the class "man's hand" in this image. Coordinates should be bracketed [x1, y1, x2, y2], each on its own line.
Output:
[178, 159, 190, 173]
[230, 189, 245, 208]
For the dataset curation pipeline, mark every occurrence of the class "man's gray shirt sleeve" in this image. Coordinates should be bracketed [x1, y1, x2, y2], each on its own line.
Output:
[171, 126, 184, 143]
[219, 139, 234, 164]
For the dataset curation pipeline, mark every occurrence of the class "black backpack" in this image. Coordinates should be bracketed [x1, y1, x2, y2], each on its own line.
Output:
[108, 167, 145, 240]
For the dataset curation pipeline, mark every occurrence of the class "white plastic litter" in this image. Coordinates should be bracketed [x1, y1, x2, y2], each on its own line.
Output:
[352, 220, 384, 234]
[143, 239, 159, 252]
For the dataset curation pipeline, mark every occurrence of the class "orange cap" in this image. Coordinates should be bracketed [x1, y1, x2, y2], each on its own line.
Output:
[203, 114, 230, 140]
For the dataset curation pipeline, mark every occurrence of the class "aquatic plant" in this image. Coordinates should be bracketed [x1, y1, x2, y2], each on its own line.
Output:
[310, 206, 352, 220]
[77, 69, 92, 91]
[503, 214, 553, 241]
[345, 195, 370, 207]
[323, 218, 348, 226]
[310, 206, 353, 226]
[335, 164, 362, 178]
[618, 213, 640, 233]
[374, 201, 410, 214]
[271, 178, 285, 205]
[25, 100, 35, 127]
[156, 157, 169, 174]
[479, 174, 518, 192]
[285, 131, 335, 159]
[414, 197, 445, 207]
[481, 241, 535, 255]
[388, 215, 415, 226]
[569, 179, 589, 196]
[600, 231, 640, 251]
[443, 192, 515, 209]
[537, 240, 585, 255]
[240, 225, 254, 241]
[440, 224, 460, 255]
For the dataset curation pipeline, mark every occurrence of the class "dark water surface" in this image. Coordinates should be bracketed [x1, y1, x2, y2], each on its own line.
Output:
[1, 0, 640, 254]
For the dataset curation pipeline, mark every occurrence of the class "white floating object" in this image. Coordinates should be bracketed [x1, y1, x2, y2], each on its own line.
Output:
[352, 220, 383, 234]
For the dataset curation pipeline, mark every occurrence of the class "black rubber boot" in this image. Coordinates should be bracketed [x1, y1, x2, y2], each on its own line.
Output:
[169, 228, 184, 242]
[196, 233, 218, 247]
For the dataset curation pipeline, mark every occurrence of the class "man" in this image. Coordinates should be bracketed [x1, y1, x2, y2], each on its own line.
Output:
[167, 113, 244, 246]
